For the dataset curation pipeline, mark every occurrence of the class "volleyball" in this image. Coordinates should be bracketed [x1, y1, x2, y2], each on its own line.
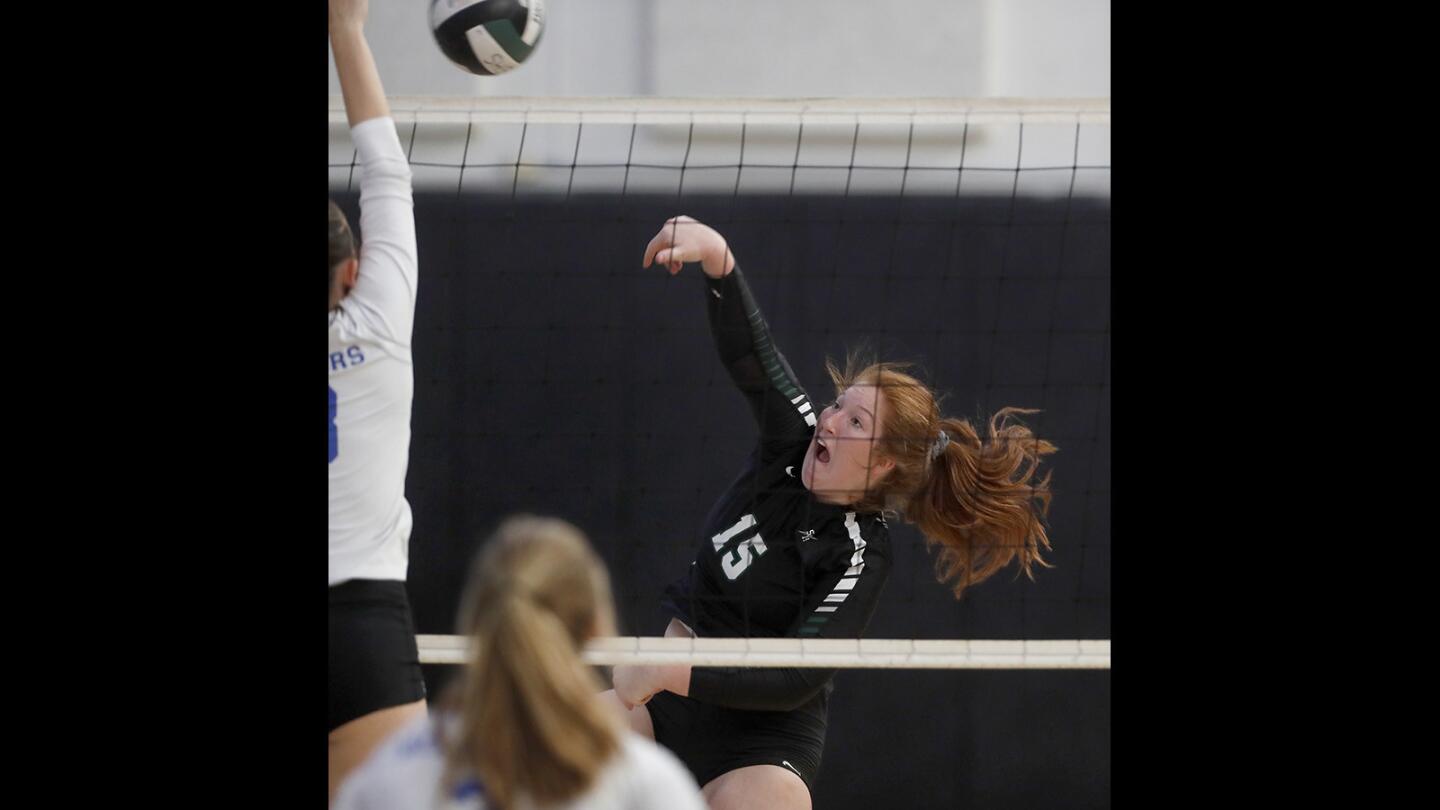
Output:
[430, 0, 546, 76]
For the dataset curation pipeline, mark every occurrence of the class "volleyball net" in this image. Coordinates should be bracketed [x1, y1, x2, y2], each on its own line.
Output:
[329, 96, 1110, 672]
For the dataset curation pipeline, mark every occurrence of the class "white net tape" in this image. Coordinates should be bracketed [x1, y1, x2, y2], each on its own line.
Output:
[418, 635, 1111, 670]
[327, 96, 1111, 126]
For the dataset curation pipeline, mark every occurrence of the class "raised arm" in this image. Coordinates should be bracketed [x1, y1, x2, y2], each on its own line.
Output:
[330, 0, 417, 343]
[643, 216, 817, 448]
[330, 0, 389, 127]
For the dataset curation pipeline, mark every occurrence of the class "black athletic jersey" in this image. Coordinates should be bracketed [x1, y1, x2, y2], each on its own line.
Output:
[660, 266, 891, 712]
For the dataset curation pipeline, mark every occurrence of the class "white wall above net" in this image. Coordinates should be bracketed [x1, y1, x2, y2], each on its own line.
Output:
[328, 1, 1110, 100]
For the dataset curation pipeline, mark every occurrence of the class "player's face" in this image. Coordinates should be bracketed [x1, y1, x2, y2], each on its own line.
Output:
[801, 384, 894, 504]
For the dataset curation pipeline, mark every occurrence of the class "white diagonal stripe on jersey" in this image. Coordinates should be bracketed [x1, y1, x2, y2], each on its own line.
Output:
[845, 511, 868, 568]
[788, 393, 816, 426]
[711, 513, 757, 552]
[805, 512, 870, 625]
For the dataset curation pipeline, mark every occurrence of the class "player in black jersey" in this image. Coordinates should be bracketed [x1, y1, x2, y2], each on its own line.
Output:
[602, 216, 1056, 810]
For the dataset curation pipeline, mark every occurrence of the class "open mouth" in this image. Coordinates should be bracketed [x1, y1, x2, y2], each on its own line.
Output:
[816, 438, 831, 464]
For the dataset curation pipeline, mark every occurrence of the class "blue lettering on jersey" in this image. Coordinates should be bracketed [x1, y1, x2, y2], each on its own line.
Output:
[328, 386, 338, 463]
[330, 346, 366, 371]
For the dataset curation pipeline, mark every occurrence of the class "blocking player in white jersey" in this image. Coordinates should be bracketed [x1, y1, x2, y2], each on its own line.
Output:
[334, 516, 707, 810]
[328, 0, 425, 801]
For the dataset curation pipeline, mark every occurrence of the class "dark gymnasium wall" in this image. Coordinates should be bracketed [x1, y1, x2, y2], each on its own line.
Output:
[332, 190, 1111, 809]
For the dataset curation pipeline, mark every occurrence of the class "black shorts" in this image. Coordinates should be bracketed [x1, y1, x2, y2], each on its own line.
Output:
[328, 579, 426, 732]
[646, 688, 828, 796]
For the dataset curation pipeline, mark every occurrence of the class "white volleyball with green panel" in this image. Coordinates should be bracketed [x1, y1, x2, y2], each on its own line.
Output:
[430, 0, 545, 76]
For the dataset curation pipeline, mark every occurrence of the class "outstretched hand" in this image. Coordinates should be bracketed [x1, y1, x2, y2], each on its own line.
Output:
[642, 215, 736, 279]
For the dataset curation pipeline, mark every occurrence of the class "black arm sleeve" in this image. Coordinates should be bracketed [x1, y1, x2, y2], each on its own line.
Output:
[706, 266, 817, 454]
[686, 540, 892, 712]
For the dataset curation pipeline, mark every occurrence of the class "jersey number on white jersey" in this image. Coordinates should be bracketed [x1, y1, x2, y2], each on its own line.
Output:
[711, 514, 767, 580]
[328, 386, 338, 463]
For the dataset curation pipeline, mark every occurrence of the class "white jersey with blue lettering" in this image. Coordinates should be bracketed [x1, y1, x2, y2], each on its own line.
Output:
[333, 712, 708, 810]
[328, 116, 419, 586]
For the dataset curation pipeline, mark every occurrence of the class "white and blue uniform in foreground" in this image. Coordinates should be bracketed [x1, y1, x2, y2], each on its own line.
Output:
[334, 712, 707, 810]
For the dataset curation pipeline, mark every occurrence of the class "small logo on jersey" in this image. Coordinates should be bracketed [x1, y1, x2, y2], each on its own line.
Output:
[798, 529, 816, 543]
[785, 465, 795, 477]
[711, 288, 722, 298]
[781, 760, 803, 778]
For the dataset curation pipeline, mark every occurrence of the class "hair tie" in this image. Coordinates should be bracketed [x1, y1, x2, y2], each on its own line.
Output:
[929, 429, 950, 461]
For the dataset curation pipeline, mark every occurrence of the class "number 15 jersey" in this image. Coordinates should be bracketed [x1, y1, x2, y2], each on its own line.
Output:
[660, 266, 891, 712]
